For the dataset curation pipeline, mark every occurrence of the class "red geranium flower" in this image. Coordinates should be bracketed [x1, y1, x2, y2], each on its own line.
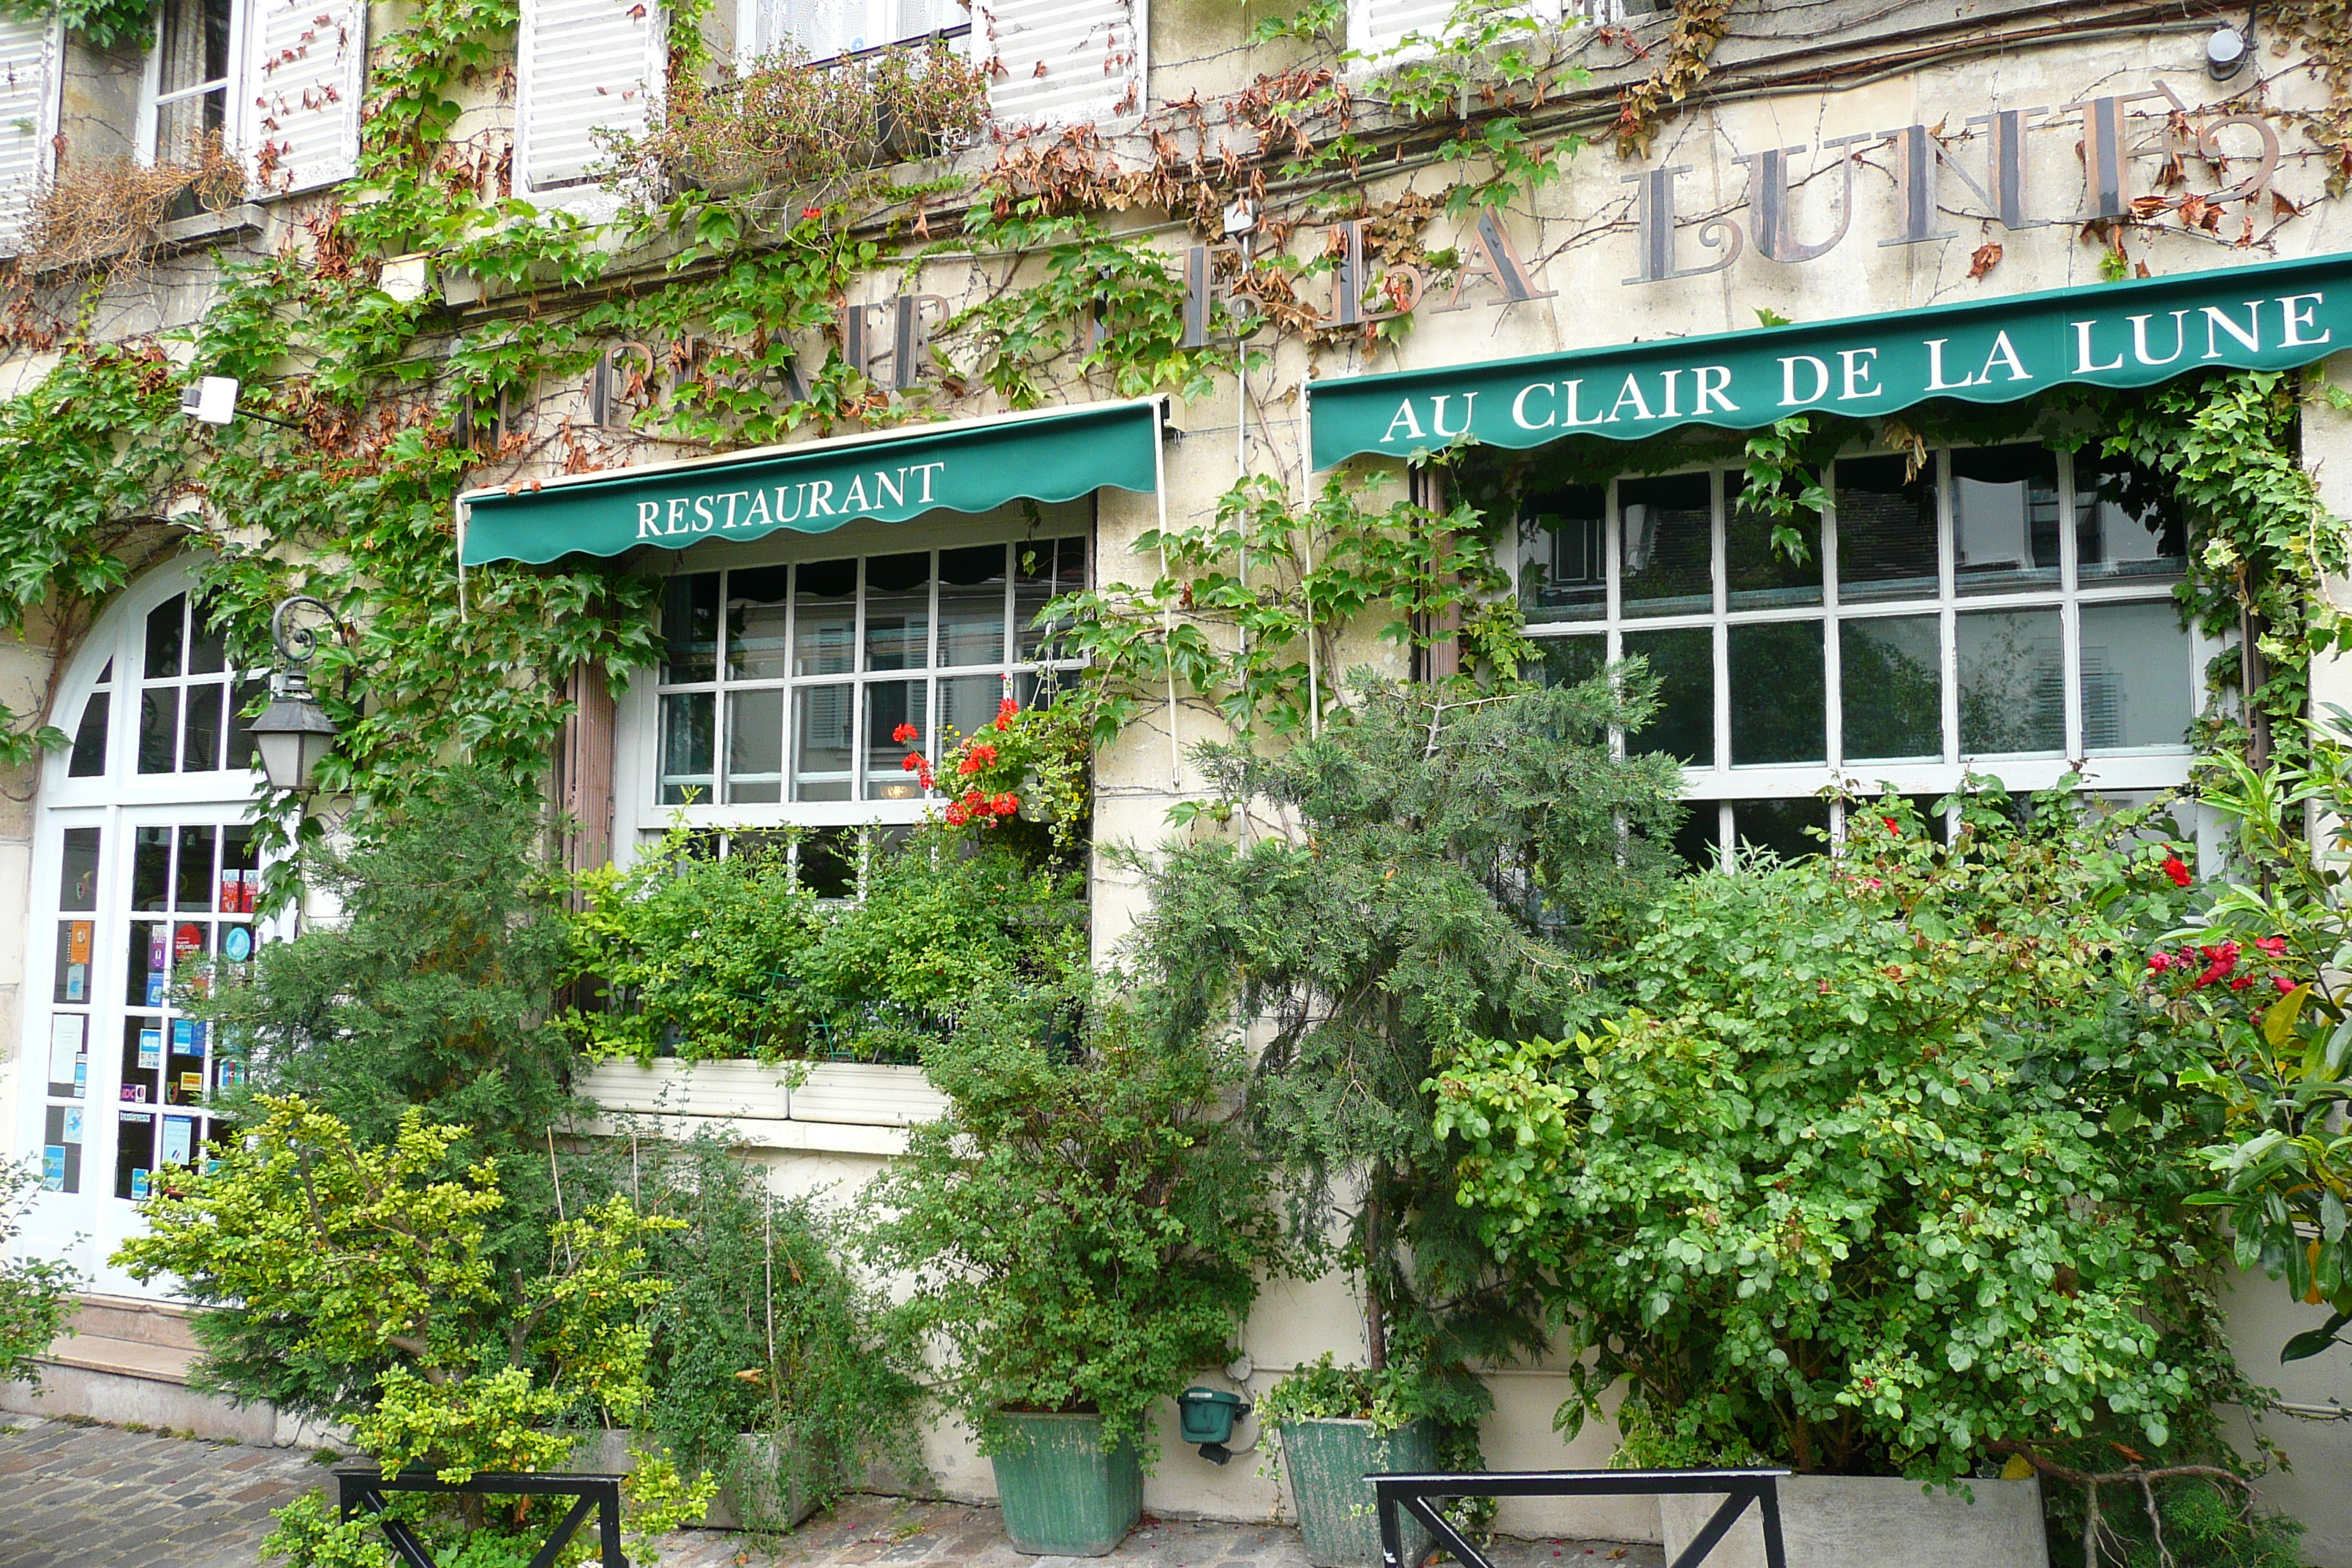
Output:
[943, 802, 968, 826]
[2162, 854, 2192, 887]
[893, 722, 919, 744]
[2256, 935, 2288, 957]
[802, 206, 823, 220]
[991, 792, 1018, 815]
[995, 698, 1019, 730]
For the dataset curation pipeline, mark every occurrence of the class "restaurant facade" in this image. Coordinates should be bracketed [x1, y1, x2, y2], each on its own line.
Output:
[3, 0, 2352, 1547]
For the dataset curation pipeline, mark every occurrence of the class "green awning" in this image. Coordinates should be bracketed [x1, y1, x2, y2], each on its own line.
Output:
[1307, 249, 2352, 472]
[459, 399, 1163, 566]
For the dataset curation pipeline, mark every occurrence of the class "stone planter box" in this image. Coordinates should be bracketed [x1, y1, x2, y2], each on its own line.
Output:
[576, 1057, 946, 1127]
[1659, 1474, 2048, 1568]
[572, 1428, 815, 1530]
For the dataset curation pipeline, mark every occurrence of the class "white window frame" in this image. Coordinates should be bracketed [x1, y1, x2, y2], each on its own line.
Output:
[10, 560, 287, 1297]
[741, 0, 970, 62]
[133, 0, 246, 168]
[1512, 440, 2211, 866]
[0, 12, 64, 258]
[612, 502, 1092, 870]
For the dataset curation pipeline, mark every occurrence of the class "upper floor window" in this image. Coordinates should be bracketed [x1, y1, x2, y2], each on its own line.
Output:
[1518, 442, 2201, 867]
[749, 0, 963, 59]
[654, 535, 1085, 811]
[0, 14, 58, 255]
[134, 0, 362, 193]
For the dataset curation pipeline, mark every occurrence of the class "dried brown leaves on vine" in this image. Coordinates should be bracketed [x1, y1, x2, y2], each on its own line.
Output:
[1610, 0, 1730, 159]
[20, 135, 246, 280]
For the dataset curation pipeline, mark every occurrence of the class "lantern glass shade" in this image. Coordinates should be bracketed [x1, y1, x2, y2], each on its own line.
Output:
[249, 693, 339, 793]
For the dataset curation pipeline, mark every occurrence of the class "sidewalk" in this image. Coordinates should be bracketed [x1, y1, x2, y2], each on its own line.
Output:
[0, 1414, 1665, 1568]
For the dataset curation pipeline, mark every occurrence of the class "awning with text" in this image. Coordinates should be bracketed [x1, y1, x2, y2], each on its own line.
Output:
[1305, 250, 2352, 472]
[459, 399, 1162, 566]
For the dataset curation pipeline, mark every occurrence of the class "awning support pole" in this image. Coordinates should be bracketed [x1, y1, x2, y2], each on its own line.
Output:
[1154, 399, 1181, 791]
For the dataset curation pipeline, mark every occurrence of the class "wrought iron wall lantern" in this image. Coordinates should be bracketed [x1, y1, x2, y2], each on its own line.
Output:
[247, 595, 347, 794]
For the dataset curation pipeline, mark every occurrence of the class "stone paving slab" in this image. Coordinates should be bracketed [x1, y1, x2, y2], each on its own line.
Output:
[0, 1414, 1664, 1568]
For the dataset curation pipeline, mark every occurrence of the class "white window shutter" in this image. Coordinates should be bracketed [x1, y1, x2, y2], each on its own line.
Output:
[516, 0, 666, 194]
[0, 15, 53, 252]
[1351, 0, 1608, 61]
[979, 0, 1142, 130]
[238, 0, 364, 195]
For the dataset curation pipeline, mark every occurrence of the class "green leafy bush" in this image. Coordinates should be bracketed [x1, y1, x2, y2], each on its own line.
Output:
[565, 825, 1084, 1064]
[1433, 789, 2249, 1482]
[0, 1157, 80, 1385]
[631, 1134, 927, 1523]
[862, 981, 1284, 1457]
[1132, 673, 1684, 1431]
[2158, 734, 2352, 1357]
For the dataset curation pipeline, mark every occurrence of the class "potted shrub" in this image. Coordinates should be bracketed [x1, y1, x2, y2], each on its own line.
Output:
[864, 980, 1284, 1556]
[1432, 791, 2279, 1568]
[1128, 678, 1683, 1565]
[1259, 1355, 1447, 1568]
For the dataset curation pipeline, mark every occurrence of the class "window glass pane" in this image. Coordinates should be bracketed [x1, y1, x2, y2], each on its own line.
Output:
[59, 827, 101, 911]
[938, 674, 1002, 750]
[658, 692, 715, 804]
[1833, 456, 1937, 603]
[1618, 474, 1712, 617]
[1952, 445, 2060, 595]
[864, 553, 930, 671]
[1016, 538, 1085, 660]
[2075, 456, 2187, 584]
[1623, 627, 1714, 766]
[1733, 798, 1830, 862]
[226, 676, 263, 772]
[127, 920, 165, 1006]
[798, 829, 858, 900]
[1728, 620, 1825, 766]
[41, 1106, 81, 1194]
[175, 826, 216, 911]
[792, 684, 854, 802]
[795, 560, 857, 676]
[116, 1109, 157, 1201]
[53, 925, 93, 1005]
[725, 566, 792, 682]
[187, 598, 227, 676]
[866, 681, 927, 801]
[1958, 608, 2063, 755]
[1725, 491, 1821, 611]
[2081, 600, 2193, 752]
[1841, 615, 1942, 764]
[663, 573, 720, 684]
[938, 545, 1009, 667]
[725, 689, 785, 804]
[138, 688, 180, 773]
[1672, 803, 1722, 874]
[1520, 487, 1607, 622]
[69, 691, 109, 777]
[144, 595, 186, 680]
[1534, 636, 1606, 690]
[133, 826, 170, 912]
[182, 682, 222, 773]
[221, 823, 258, 915]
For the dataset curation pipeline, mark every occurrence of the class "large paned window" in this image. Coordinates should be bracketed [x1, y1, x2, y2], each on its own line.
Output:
[1518, 443, 2200, 867]
[647, 529, 1087, 822]
[15, 570, 272, 1292]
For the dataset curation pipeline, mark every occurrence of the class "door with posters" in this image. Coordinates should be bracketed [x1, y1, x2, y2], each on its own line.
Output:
[12, 566, 278, 1294]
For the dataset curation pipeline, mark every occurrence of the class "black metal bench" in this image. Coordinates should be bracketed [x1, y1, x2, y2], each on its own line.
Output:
[1371, 1466, 1790, 1568]
[333, 1466, 627, 1568]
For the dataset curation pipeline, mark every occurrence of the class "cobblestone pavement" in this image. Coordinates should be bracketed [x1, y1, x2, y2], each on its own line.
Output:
[0, 1414, 331, 1568]
[0, 1415, 1665, 1568]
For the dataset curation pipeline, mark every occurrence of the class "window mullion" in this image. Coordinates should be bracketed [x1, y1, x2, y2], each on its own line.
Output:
[1709, 469, 1729, 779]
[1937, 448, 1960, 768]
[2058, 450, 2086, 764]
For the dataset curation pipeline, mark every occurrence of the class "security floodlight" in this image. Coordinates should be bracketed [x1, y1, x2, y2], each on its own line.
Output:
[180, 376, 241, 426]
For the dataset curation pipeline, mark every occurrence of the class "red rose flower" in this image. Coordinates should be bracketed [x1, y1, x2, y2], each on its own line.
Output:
[1882, 815, 1899, 834]
[2148, 952, 2174, 973]
[2162, 854, 2192, 887]
[2231, 975, 2254, 991]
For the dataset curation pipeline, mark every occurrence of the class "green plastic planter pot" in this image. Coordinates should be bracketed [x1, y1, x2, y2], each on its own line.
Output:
[990, 1411, 1144, 1556]
[1280, 1417, 1437, 1568]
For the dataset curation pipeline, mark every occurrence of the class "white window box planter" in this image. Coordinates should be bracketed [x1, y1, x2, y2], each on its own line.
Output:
[573, 1058, 946, 1128]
